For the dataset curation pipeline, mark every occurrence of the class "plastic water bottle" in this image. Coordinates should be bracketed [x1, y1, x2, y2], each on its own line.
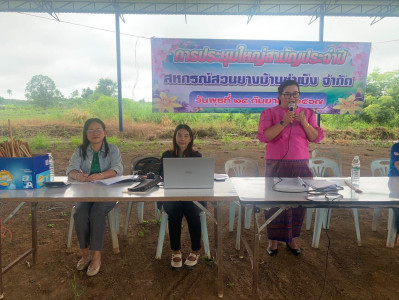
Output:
[48, 153, 55, 181]
[351, 156, 360, 187]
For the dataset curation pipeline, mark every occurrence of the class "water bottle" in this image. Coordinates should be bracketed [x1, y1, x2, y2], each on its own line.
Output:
[351, 156, 360, 187]
[48, 153, 55, 181]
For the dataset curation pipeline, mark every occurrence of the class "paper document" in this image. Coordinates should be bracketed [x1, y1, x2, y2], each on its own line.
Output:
[273, 177, 308, 192]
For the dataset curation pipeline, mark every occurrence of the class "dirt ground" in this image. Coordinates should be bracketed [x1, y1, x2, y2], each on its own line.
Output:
[1, 137, 398, 300]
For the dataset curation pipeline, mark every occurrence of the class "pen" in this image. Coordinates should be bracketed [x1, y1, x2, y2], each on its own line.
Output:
[344, 181, 363, 193]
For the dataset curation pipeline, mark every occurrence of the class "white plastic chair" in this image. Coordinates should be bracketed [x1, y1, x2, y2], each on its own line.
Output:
[155, 205, 211, 259]
[309, 158, 362, 247]
[124, 155, 161, 236]
[370, 159, 390, 231]
[225, 157, 259, 250]
[67, 202, 120, 254]
[307, 158, 341, 231]
[312, 148, 343, 176]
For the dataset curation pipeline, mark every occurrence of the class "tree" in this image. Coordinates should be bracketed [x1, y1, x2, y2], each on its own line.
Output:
[25, 75, 63, 108]
[94, 78, 117, 97]
[6, 89, 12, 98]
[81, 87, 94, 99]
[69, 89, 80, 99]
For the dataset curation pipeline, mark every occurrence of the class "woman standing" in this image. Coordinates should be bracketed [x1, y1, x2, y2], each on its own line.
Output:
[66, 118, 123, 276]
[257, 79, 325, 256]
[160, 124, 203, 269]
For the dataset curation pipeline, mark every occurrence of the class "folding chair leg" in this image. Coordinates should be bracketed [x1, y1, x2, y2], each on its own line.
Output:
[200, 211, 211, 258]
[107, 208, 120, 254]
[372, 208, 381, 231]
[137, 202, 144, 224]
[229, 202, 236, 232]
[312, 208, 326, 248]
[115, 206, 120, 234]
[67, 206, 76, 248]
[235, 204, 243, 251]
[352, 208, 361, 246]
[124, 202, 133, 237]
[386, 209, 397, 247]
[323, 209, 332, 229]
[155, 202, 161, 220]
[244, 206, 252, 229]
[305, 208, 313, 230]
[156, 211, 168, 259]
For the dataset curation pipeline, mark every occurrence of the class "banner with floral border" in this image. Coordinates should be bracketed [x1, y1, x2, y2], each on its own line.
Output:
[151, 38, 371, 114]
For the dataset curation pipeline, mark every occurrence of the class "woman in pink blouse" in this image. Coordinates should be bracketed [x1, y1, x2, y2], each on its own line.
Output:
[257, 79, 325, 256]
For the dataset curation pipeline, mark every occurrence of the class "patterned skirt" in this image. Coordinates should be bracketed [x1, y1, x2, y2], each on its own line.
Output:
[264, 159, 313, 242]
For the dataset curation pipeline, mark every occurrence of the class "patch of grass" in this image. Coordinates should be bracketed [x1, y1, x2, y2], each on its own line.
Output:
[47, 223, 55, 228]
[70, 137, 81, 148]
[202, 256, 214, 266]
[138, 231, 144, 237]
[29, 133, 51, 151]
[106, 136, 122, 146]
[70, 274, 85, 299]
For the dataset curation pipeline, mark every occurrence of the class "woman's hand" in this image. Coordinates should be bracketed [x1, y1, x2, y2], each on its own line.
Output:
[87, 173, 105, 182]
[295, 111, 308, 127]
[71, 171, 88, 182]
[282, 110, 295, 124]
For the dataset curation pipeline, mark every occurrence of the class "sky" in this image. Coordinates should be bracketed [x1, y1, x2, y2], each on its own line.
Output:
[1, 12, 399, 101]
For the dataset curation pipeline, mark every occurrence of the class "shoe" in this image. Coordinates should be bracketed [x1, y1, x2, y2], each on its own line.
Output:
[86, 261, 101, 276]
[184, 252, 200, 269]
[266, 247, 278, 256]
[286, 242, 302, 256]
[76, 256, 92, 271]
[171, 253, 182, 269]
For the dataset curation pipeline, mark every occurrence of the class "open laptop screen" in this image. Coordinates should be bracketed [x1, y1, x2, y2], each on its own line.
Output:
[163, 158, 215, 189]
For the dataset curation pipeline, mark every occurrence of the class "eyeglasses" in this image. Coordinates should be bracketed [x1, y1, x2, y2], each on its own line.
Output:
[281, 92, 300, 99]
[87, 129, 104, 135]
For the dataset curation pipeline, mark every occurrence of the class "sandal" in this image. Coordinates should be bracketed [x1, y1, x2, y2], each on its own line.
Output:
[171, 253, 182, 269]
[184, 252, 200, 269]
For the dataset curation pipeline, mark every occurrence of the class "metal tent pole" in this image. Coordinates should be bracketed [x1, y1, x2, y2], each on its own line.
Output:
[115, 13, 123, 132]
[317, 14, 324, 127]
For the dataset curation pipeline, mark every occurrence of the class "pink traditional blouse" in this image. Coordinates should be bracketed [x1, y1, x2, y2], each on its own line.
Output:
[257, 106, 325, 160]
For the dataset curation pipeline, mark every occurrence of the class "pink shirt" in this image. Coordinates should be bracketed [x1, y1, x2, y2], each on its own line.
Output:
[257, 106, 325, 160]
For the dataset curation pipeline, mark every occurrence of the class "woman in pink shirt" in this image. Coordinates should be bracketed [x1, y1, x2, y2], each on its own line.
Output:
[257, 79, 325, 256]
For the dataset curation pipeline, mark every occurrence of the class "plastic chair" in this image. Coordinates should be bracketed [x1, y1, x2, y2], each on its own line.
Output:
[67, 202, 120, 254]
[306, 157, 342, 230]
[225, 157, 259, 250]
[308, 158, 362, 247]
[370, 159, 390, 231]
[155, 204, 211, 259]
[312, 148, 343, 177]
[124, 155, 162, 237]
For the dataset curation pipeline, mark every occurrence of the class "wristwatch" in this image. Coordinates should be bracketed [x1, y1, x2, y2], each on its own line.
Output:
[279, 120, 285, 126]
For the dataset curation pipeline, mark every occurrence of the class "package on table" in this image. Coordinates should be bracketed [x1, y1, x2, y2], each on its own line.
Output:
[0, 154, 51, 190]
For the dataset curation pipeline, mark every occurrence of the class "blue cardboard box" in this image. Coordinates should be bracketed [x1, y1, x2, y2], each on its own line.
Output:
[0, 154, 51, 190]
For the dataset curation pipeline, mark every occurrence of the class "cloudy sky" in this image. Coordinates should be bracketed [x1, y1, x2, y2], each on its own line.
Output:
[1, 12, 399, 101]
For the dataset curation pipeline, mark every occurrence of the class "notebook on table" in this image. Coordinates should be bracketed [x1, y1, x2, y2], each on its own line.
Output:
[163, 157, 215, 189]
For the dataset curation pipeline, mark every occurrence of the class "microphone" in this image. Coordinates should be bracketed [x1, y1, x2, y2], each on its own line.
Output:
[288, 102, 295, 124]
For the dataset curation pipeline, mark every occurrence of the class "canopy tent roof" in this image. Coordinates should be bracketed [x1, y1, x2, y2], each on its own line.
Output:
[1, 0, 399, 17]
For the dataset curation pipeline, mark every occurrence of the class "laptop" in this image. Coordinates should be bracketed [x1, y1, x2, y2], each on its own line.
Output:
[163, 158, 215, 189]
